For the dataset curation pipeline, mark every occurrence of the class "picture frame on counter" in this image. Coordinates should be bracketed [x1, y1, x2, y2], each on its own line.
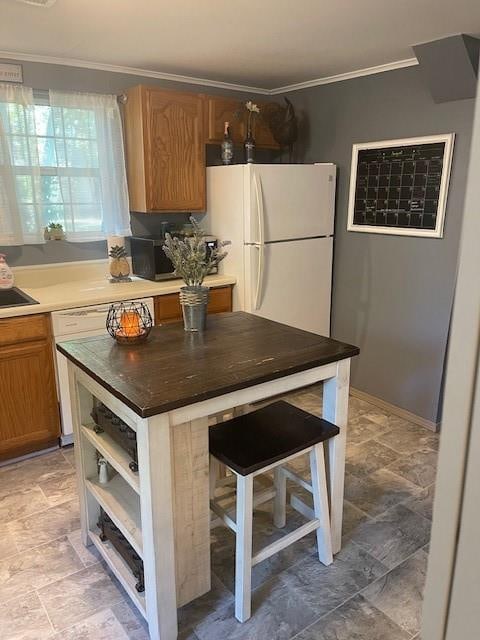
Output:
[347, 133, 455, 238]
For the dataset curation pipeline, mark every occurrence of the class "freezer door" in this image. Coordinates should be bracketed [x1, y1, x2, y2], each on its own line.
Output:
[245, 164, 336, 243]
[244, 237, 333, 336]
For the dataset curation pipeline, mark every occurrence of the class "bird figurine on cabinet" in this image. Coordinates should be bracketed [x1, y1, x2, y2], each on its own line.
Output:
[263, 97, 298, 162]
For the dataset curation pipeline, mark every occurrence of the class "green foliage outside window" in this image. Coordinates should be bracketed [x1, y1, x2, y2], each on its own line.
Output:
[0, 101, 103, 235]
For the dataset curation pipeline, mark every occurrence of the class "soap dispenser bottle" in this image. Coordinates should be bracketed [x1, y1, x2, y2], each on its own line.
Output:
[0, 254, 14, 289]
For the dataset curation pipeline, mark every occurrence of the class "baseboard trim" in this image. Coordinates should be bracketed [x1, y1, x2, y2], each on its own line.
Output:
[61, 434, 74, 447]
[0, 444, 60, 468]
[350, 387, 440, 433]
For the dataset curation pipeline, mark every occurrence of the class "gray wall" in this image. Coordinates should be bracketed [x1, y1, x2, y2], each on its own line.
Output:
[285, 66, 475, 422]
[0, 58, 276, 266]
[3, 58, 473, 422]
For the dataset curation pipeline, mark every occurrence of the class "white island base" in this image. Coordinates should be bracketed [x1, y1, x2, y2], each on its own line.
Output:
[67, 355, 350, 640]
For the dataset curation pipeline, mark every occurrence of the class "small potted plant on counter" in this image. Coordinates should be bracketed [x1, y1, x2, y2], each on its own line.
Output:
[44, 222, 66, 241]
[163, 217, 228, 332]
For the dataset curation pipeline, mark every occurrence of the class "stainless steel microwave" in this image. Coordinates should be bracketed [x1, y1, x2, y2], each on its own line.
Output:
[130, 235, 218, 281]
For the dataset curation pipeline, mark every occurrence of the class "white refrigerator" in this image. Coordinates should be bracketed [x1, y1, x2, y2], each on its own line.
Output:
[205, 163, 336, 336]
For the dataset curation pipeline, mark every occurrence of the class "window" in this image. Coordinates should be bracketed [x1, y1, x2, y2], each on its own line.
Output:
[0, 85, 130, 245]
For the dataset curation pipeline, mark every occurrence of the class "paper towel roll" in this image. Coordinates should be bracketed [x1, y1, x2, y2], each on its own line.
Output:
[107, 236, 125, 253]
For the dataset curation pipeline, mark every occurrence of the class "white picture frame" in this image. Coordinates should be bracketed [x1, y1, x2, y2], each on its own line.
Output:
[347, 133, 455, 238]
[0, 63, 23, 83]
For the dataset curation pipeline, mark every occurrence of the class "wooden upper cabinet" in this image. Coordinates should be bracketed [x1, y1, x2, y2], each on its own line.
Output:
[205, 96, 244, 145]
[254, 102, 281, 149]
[205, 95, 280, 149]
[124, 86, 206, 212]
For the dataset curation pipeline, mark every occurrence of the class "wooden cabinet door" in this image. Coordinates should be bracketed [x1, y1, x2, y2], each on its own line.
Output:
[206, 96, 244, 145]
[254, 102, 280, 149]
[154, 285, 233, 325]
[0, 338, 60, 460]
[205, 96, 280, 149]
[0, 313, 49, 346]
[206, 285, 232, 314]
[154, 291, 183, 325]
[145, 88, 206, 211]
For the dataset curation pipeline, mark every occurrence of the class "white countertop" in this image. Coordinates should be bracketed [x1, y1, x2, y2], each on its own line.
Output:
[0, 260, 236, 319]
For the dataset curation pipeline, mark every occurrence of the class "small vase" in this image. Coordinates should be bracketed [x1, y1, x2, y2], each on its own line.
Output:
[244, 129, 255, 164]
[98, 458, 109, 484]
[179, 286, 209, 332]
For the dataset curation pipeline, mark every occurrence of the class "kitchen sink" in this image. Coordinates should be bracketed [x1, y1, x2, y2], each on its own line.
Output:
[0, 287, 39, 308]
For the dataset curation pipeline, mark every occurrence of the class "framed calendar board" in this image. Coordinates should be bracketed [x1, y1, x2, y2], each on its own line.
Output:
[347, 134, 455, 238]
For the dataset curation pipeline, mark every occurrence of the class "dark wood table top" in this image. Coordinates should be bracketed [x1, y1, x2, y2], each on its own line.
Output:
[57, 312, 359, 418]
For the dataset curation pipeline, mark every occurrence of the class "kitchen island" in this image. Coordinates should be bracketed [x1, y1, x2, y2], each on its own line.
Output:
[58, 312, 359, 640]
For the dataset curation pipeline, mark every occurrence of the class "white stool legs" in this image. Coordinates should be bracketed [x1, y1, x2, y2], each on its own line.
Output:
[272, 446, 333, 566]
[209, 398, 339, 625]
[209, 456, 221, 497]
[273, 466, 287, 528]
[210, 444, 334, 623]
[235, 474, 254, 623]
[310, 443, 333, 566]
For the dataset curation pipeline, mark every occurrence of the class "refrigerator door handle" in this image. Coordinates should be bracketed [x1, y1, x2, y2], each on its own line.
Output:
[252, 170, 265, 310]
[253, 244, 265, 311]
[252, 170, 265, 246]
[252, 171, 265, 311]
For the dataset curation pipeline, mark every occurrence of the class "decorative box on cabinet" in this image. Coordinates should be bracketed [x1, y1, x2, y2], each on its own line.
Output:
[123, 85, 206, 213]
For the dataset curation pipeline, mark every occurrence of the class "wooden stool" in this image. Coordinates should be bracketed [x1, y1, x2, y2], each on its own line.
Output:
[209, 400, 339, 622]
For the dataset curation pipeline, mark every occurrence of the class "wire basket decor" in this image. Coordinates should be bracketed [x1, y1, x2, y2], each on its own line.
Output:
[106, 301, 153, 345]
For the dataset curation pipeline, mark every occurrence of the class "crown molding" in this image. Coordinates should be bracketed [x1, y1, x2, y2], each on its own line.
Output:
[0, 50, 271, 95]
[269, 58, 419, 94]
[0, 50, 419, 95]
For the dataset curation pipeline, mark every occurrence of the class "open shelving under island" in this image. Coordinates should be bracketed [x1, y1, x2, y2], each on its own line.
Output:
[57, 312, 359, 640]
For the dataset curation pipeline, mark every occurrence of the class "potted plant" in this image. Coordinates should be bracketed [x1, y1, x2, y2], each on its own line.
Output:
[44, 222, 66, 241]
[109, 244, 131, 282]
[163, 217, 228, 331]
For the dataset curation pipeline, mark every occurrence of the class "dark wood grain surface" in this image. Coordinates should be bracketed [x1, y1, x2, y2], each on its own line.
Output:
[209, 400, 340, 476]
[57, 312, 359, 418]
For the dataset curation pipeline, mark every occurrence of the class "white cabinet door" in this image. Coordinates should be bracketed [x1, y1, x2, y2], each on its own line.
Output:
[244, 237, 333, 336]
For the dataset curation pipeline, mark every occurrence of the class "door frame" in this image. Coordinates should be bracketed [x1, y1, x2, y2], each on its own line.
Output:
[421, 81, 480, 638]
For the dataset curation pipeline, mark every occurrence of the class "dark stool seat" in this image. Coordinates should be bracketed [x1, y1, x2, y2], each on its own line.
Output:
[209, 400, 339, 476]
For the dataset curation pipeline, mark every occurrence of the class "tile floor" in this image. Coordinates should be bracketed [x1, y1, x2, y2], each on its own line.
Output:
[0, 386, 437, 639]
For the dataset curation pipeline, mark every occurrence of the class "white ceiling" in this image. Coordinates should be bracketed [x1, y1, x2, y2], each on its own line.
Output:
[1, 0, 480, 91]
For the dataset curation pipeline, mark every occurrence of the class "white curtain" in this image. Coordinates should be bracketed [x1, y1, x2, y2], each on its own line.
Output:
[0, 84, 43, 245]
[49, 90, 131, 241]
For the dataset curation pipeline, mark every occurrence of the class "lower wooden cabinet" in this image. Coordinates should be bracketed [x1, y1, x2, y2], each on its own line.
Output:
[0, 314, 60, 460]
[0, 291, 233, 459]
[154, 285, 232, 325]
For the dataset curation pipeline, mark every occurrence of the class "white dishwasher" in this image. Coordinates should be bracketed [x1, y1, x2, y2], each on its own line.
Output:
[52, 298, 154, 445]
